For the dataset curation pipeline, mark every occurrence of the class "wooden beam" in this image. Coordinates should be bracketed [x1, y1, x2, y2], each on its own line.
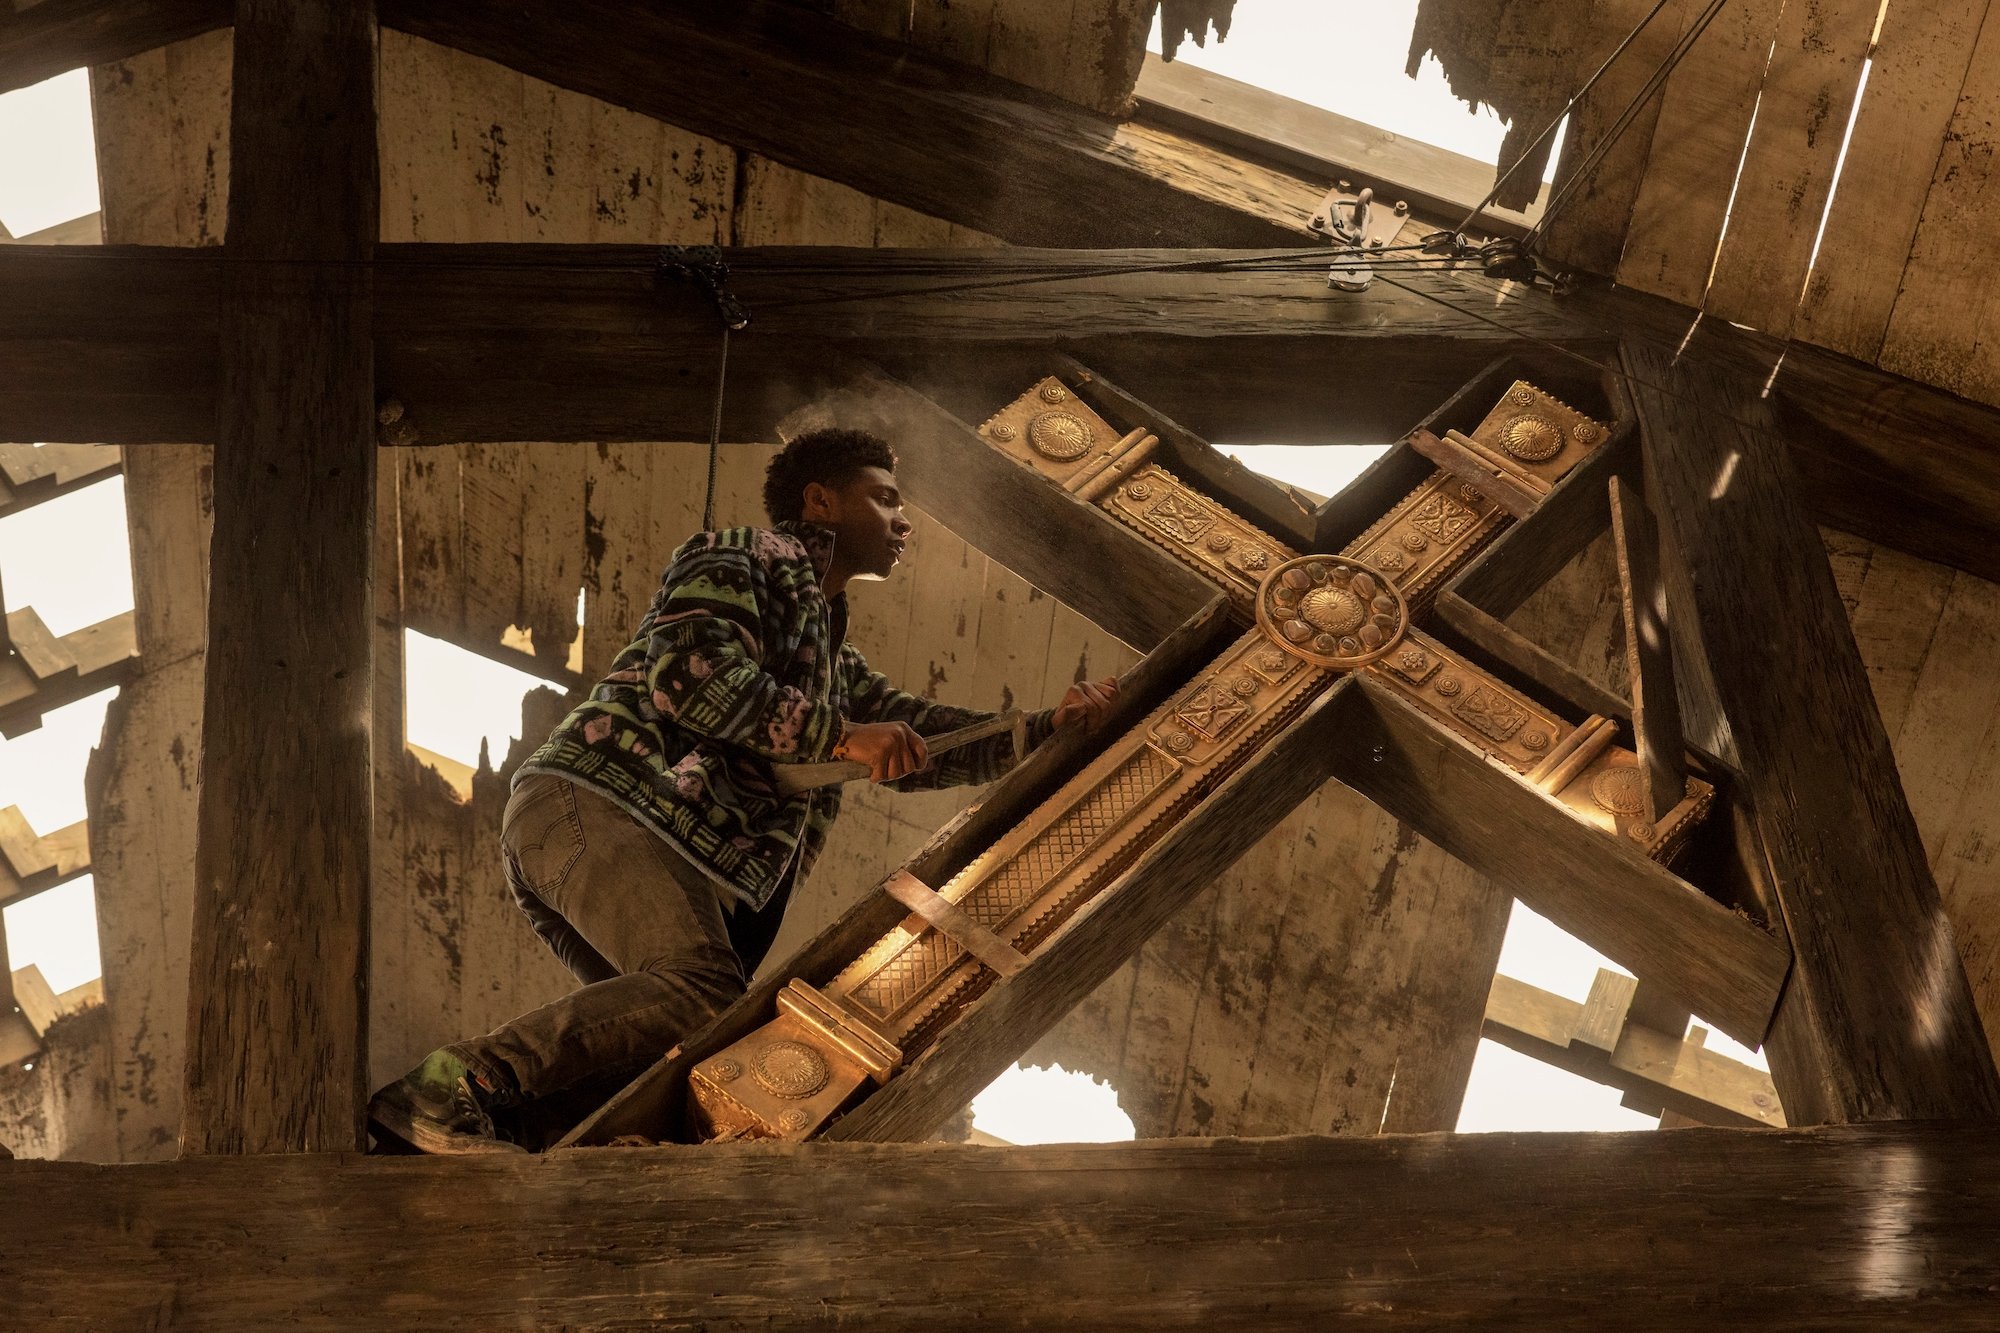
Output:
[1430, 591, 1632, 723]
[181, 0, 378, 1155]
[0, 0, 228, 98]
[0, 608, 136, 737]
[826, 681, 1359, 1144]
[12, 242, 2000, 588]
[1132, 53, 1542, 238]
[1327, 674, 1789, 1047]
[8, 1123, 2000, 1327]
[1482, 971, 1784, 1127]
[379, 0, 1307, 249]
[1624, 339, 2000, 1123]
[1607, 476, 1685, 821]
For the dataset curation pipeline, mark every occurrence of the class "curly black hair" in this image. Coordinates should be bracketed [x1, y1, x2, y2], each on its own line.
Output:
[763, 428, 898, 524]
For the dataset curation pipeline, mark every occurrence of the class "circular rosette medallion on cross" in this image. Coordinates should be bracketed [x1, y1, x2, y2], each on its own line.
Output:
[1255, 554, 1410, 670]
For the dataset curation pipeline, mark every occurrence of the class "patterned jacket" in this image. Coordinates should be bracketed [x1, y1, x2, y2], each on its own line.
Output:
[518, 520, 1056, 911]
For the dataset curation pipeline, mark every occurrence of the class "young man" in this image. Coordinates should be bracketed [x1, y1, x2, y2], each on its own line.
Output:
[369, 428, 1117, 1152]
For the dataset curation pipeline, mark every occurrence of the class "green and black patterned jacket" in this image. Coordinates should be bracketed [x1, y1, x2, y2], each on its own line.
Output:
[518, 520, 1056, 910]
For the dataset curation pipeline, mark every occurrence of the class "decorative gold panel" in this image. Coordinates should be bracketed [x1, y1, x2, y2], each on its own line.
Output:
[832, 626, 1334, 1052]
[1344, 470, 1508, 612]
[1365, 630, 1567, 775]
[1466, 381, 1608, 488]
[978, 377, 1122, 485]
[1101, 463, 1294, 611]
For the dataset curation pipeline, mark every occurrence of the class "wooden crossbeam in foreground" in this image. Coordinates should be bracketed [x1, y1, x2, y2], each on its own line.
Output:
[3, 1122, 1998, 1329]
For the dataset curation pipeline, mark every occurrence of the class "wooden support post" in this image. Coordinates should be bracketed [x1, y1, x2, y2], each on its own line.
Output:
[1624, 339, 2000, 1123]
[1607, 475, 1686, 820]
[182, 0, 378, 1155]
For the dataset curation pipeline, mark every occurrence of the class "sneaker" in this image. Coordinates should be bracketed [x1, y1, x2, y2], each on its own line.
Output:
[367, 1050, 526, 1155]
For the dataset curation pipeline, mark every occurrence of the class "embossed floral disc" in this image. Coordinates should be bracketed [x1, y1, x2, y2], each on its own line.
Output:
[1255, 554, 1409, 670]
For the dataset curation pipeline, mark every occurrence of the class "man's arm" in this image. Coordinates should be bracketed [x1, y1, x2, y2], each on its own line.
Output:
[837, 644, 1117, 790]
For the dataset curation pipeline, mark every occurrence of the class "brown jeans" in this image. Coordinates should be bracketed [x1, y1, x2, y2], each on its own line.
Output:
[447, 774, 748, 1104]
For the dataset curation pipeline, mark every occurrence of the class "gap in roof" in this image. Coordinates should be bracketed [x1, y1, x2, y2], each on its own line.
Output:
[0, 69, 99, 238]
[1147, 1, 1564, 185]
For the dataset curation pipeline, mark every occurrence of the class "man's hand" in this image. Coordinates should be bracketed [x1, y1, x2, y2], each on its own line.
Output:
[1052, 676, 1120, 733]
[835, 720, 930, 783]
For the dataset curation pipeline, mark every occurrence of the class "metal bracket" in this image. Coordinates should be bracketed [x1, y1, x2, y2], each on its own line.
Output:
[1309, 182, 1408, 292]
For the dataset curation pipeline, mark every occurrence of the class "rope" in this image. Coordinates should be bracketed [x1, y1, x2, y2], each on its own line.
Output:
[657, 245, 750, 530]
[704, 324, 730, 532]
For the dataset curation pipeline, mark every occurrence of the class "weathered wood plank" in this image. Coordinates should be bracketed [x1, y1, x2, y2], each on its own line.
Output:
[1432, 590, 1632, 722]
[1699, 0, 1877, 336]
[566, 597, 1240, 1146]
[826, 682, 1361, 1144]
[1133, 53, 1540, 237]
[380, 0, 1305, 248]
[1535, 0, 1697, 275]
[1624, 337, 2000, 1121]
[0, 0, 227, 98]
[182, 0, 379, 1155]
[1483, 972, 1783, 1127]
[1615, 0, 1786, 307]
[1607, 475, 1684, 820]
[1876, 8, 2000, 403]
[9, 1123, 2000, 1328]
[1794, 1, 1994, 361]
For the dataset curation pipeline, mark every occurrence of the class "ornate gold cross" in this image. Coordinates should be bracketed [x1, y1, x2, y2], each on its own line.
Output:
[566, 359, 1787, 1148]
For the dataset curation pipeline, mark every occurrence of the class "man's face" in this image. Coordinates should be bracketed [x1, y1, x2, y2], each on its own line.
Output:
[807, 465, 911, 581]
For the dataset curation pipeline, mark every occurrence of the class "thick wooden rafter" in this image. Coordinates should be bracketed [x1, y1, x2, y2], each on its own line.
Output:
[6, 1123, 2000, 1329]
[1626, 340, 2000, 1123]
[179, 0, 379, 1155]
[9, 242, 2000, 583]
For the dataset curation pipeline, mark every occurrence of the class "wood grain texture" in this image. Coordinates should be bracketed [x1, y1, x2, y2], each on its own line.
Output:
[566, 598, 1241, 1146]
[1328, 673, 1787, 1046]
[1535, 0, 1698, 275]
[0, 0, 227, 97]
[1794, 1, 1994, 361]
[182, 0, 378, 1155]
[1607, 475, 1684, 819]
[18, 236, 2000, 591]
[379, 0, 1304, 248]
[826, 683, 1360, 1143]
[1134, 53, 1540, 237]
[1699, 0, 1877, 335]
[1032, 785, 1511, 1138]
[1876, 7, 2000, 403]
[0, 1005, 113, 1162]
[87, 28, 232, 248]
[1624, 338, 2000, 1121]
[8, 1123, 2000, 1328]
[1615, 0, 1785, 306]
